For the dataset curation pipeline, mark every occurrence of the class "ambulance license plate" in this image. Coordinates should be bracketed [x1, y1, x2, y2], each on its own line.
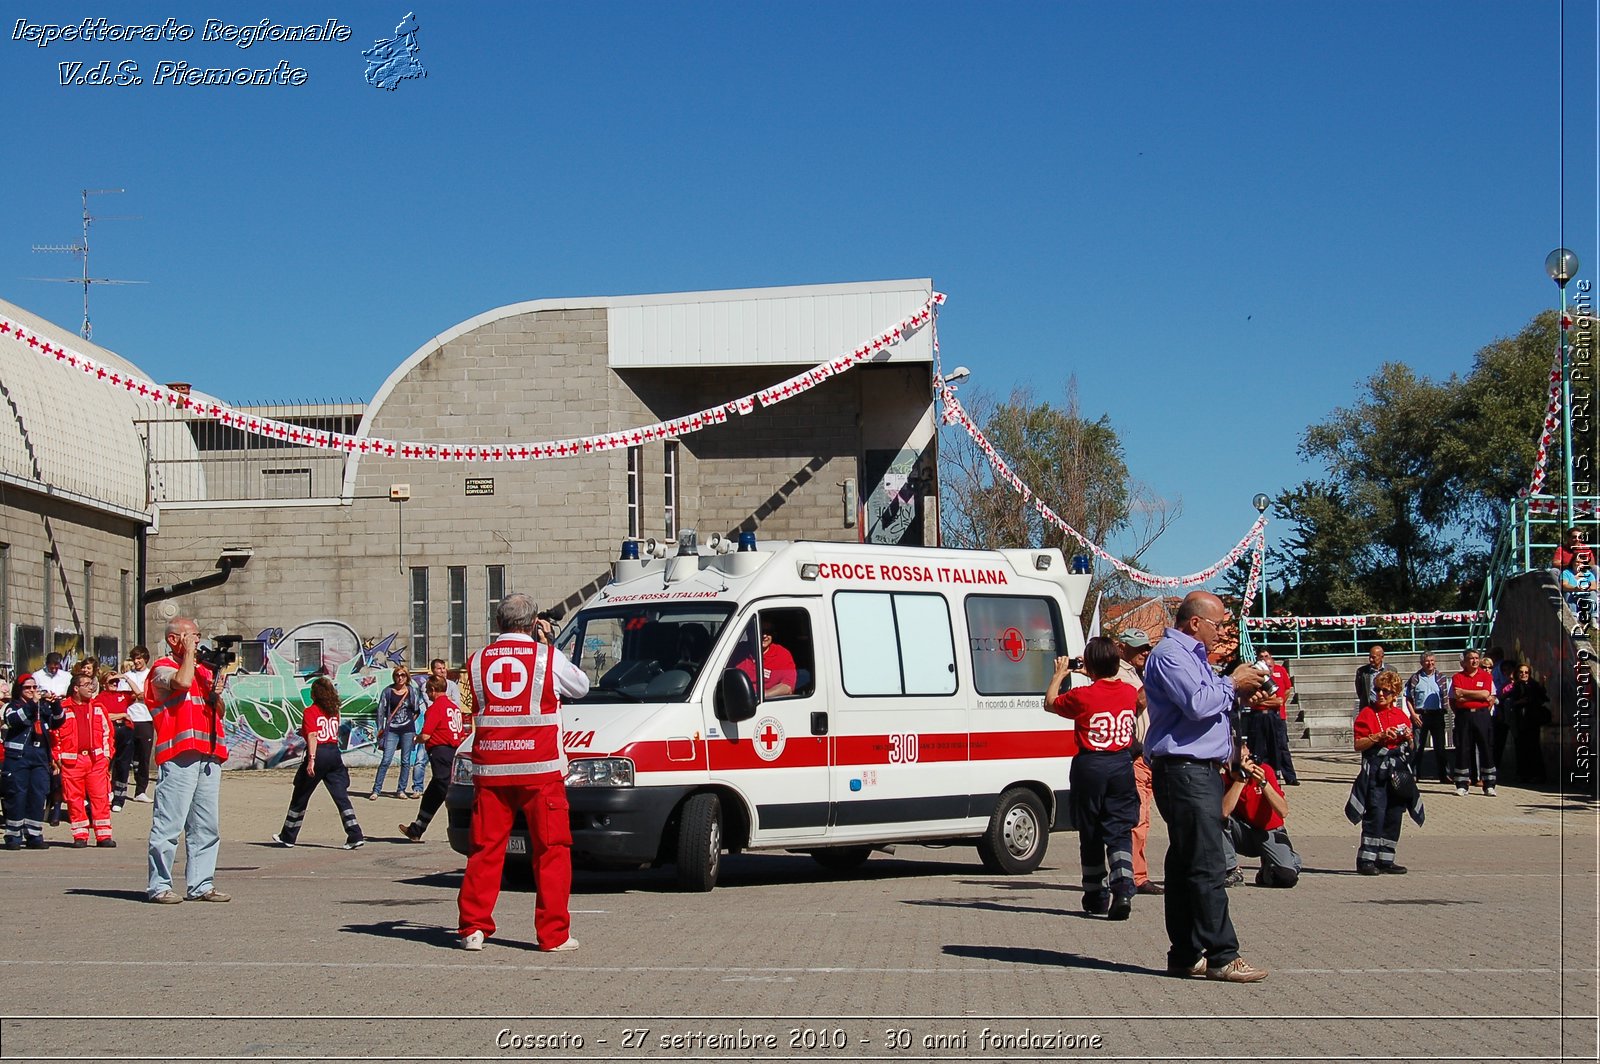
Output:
[506, 836, 528, 855]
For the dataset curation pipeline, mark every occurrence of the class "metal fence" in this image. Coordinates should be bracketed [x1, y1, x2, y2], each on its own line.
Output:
[137, 400, 364, 504]
[1243, 616, 1481, 659]
[1475, 493, 1599, 643]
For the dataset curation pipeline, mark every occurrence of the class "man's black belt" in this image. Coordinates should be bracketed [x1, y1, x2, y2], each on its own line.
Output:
[1151, 754, 1225, 769]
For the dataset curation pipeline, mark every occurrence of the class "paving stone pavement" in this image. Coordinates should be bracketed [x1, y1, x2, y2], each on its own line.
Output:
[0, 753, 1594, 1063]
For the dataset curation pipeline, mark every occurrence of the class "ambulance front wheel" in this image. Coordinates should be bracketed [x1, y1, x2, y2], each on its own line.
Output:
[674, 792, 722, 892]
[977, 787, 1048, 875]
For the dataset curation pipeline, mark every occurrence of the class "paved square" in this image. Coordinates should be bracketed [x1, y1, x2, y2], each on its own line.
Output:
[0, 752, 1594, 1062]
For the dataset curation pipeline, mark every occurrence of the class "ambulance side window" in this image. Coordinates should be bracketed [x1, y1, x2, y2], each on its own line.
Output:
[964, 595, 1064, 696]
[728, 608, 814, 701]
[832, 591, 957, 697]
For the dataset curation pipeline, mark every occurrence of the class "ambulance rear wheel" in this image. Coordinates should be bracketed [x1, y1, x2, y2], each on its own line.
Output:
[978, 787, 1047, 875]
[810, 846, 873, 871]
[675, 792, 722, 892]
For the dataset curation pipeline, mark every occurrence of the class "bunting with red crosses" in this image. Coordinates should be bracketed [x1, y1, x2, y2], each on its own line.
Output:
[0, 293, 942, 463]
[1245, 610, 1482, 629]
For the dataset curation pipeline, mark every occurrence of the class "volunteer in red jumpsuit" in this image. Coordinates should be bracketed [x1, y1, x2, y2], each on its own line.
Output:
[457, 593, 590, 952]
[55, 673, 115, 847]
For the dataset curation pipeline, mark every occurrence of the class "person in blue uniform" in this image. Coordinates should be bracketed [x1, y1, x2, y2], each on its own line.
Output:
[3, 674, 65, 850]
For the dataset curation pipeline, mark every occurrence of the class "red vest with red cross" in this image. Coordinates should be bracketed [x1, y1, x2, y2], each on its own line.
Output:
[54, 697, 113, 763]
[467, 633, 564, 787]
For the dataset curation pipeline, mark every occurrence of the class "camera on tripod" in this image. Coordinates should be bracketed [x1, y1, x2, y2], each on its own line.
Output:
[197, 635, 242, 672]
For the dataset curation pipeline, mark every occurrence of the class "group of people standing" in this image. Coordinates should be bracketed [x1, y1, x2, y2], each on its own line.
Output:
[2, 648, 158, 851]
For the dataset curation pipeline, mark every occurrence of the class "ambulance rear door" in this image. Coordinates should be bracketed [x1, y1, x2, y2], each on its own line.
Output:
[707, 600, 829, 839]
[826, 587, 968, 840]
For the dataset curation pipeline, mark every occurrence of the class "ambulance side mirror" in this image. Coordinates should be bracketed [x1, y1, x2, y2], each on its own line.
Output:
[717, 668, 759, 723]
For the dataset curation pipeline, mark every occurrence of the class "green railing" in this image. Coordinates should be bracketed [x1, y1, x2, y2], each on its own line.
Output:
[1243, 616, 1480, 659]
[1473, 494, 1600, 645]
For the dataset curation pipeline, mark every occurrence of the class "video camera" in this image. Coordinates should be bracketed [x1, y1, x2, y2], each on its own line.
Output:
[197, 635, 242, 672]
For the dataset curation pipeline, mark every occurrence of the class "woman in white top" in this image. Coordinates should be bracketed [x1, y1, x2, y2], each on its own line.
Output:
[117, 646, 155, 803]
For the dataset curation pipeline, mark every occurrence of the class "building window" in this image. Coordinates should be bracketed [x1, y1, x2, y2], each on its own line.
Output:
[43, 552, 54, 648]
[120, 570, 131, 658]
[0, 544, 9, 667]
[409, 567, 429, 669]
[261, 467, 312, 499]
[296, 639, 323, 677]
[663, 441, 679, 540]
[13, 624, 43, 674]
[486, 564, 505, 638]
[83, 561, 93, 652]
[627, 446, 642, 539]
[448, 566, 467, 667]
[93, 635, 119, 666]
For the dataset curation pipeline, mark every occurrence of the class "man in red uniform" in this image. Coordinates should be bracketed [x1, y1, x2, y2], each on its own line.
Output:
[1255, 651, 1299, 786]
[733, 628, 796, 696]
[401, 675, 468, 842]
[1114, 628, 1162, 896]
[457, 592, 590, 952]
[56, 673, 115, 847]
[1449, 649, 1497, 797]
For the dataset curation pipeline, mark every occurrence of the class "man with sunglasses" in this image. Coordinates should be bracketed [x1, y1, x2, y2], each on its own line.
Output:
[3, 675, 65, 850]
[1143, 591, 1269, 984]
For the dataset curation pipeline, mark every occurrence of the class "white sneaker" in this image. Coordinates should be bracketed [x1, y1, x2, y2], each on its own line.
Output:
[270, 833, 294, 848]
[1455, 786, 1468, 797]
[342, 838, 365, 850]
[1484, 786, 1497, 797]
[461, 930, 485, 951]
[133, 793, 152, 803]
[545, 937, 579, 952]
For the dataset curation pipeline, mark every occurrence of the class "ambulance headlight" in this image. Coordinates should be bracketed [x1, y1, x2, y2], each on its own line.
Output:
[566, 757, 634, 787]
[450, 754, 475, 785]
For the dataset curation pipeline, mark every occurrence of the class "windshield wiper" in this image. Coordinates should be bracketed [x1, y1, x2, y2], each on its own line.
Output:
[587, 683, 642, 703]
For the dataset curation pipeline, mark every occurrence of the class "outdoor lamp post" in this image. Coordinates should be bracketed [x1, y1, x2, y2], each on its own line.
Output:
[1547, 248, 1580, 530]
[1253, 492, 1270, 620]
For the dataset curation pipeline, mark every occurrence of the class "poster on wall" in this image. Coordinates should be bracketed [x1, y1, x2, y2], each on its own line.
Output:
[861, 447, 934, 546]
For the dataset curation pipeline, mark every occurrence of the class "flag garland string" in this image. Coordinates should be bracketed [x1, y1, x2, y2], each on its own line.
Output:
[0, 293, 945, 462]
[1244, 610, 1482, 629]
[934, 372, 1269, 590]
[1518, 345, 1566, 498]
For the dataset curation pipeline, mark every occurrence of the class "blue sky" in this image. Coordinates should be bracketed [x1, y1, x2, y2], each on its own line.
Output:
[3, 1, 1596, 582]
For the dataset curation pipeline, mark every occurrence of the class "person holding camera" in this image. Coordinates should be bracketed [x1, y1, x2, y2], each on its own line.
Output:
[3, 673, 64, 850]
[457, 594, 589, 953]
[1143, 591, 1268, 983]
[145, 616, 231, 904]
[1221, 744, 1300, 888]
[1045, 637, 1140, 920]
[1346, 669, 1423, 875]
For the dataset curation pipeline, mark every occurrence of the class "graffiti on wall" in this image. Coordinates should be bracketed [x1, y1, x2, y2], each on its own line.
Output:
[217, 619, 408, 769]
[862, 447, 934, 546]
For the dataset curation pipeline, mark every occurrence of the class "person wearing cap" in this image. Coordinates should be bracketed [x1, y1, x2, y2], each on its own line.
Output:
[1114, 627, 1163, 896]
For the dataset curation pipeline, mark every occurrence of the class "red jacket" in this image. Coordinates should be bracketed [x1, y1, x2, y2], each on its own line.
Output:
[55, 696, 113, 763]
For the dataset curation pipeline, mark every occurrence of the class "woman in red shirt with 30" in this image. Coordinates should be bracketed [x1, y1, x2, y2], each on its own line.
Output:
[1046, 636, 1141, 920]
[271, 676, 366, 849]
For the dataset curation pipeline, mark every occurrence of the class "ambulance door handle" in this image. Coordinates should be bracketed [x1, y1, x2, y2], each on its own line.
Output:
[810, 712, 829, 736]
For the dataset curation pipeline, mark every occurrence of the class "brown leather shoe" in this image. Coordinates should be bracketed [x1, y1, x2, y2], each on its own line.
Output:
[1136, 881, 1165, 896]
[188, 890, 231, 903]
[1166, 957, 1206, 979]
[1206, 957, 1268, 983]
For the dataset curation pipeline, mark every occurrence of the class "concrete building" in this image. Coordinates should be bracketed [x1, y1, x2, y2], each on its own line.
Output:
[141, 278, 941, 673]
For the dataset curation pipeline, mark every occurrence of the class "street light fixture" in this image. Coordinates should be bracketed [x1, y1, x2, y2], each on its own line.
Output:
[1547, 248, 1581, 529]
[1253, 493, 1270, 620]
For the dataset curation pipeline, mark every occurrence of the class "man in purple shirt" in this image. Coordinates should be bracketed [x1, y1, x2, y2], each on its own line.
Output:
[1144, 591, 1268, 983]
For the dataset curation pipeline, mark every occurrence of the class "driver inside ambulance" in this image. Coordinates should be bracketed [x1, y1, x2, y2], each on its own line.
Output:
[732, 628, 796, 697]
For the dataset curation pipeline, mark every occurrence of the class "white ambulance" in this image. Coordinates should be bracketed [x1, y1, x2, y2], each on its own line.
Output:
[446, 532, 1090, 890]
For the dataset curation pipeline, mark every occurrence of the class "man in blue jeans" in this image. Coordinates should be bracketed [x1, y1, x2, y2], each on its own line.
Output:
[1143, 591, 1267, 983]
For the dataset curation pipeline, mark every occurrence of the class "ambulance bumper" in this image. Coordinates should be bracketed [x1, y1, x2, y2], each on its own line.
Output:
[445, 781, 691, 866]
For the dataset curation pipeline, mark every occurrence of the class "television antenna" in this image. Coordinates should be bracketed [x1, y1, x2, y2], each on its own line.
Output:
[27, 188, 146, 340]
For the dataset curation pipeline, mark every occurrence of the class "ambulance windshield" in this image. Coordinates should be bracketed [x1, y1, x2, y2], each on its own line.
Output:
[557, 603, 736, 704]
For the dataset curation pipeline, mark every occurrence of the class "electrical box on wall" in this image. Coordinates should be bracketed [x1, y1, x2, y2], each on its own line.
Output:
[390, 484, 411, 501]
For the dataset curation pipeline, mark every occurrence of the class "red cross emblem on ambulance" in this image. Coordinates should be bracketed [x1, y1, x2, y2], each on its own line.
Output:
[1001, 627, 1027, 663]
[752, 715, 786, 762]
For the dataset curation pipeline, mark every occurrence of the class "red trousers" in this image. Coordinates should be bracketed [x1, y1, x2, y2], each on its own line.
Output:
[1132, 755, 1154, 885]
[456, 777, 573, 949]
[60, 757, 112, 842]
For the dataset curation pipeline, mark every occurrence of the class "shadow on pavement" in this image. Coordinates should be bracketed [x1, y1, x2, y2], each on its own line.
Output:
[338, 918, 540, 953]
[902, 897, 1080, 918]
[944, 943, 1162, 976]
[65, 888, 149, 904]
